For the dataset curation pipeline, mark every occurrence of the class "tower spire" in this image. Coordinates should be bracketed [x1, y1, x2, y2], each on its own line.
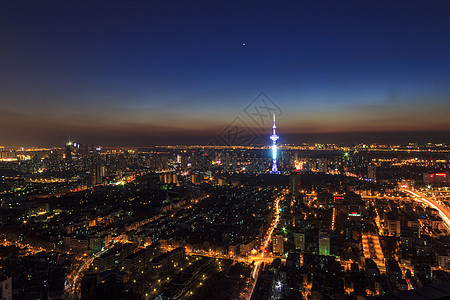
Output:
[270, 114, 280, 174]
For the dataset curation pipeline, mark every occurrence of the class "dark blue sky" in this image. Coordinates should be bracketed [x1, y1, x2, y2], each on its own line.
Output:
[1, 1, 450, 146]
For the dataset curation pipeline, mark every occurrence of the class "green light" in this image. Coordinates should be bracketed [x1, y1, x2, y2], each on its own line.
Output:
[282, 226, 287, 234]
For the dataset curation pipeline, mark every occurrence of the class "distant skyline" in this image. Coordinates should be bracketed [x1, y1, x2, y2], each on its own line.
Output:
[1, 1, 450, 147]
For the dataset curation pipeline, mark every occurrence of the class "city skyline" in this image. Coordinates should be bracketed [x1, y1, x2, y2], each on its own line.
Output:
[1, 1, 450, 146]
[1, 2, 450, 298]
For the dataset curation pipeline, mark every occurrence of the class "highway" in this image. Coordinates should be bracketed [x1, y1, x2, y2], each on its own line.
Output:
[401, 188, 450, 230]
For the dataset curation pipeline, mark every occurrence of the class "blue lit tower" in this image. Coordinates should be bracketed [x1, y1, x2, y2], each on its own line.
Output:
[270, 114, 280, 174]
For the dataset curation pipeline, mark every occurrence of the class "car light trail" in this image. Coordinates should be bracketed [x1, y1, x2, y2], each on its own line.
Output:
[262, 194, 282, 256]
[402, 188, 450, 230]
[69, 246, 110, 298]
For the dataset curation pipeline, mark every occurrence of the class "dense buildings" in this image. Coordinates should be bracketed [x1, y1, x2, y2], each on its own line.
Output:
[2, 1, 450, 299]
[0, 142, 449, 299]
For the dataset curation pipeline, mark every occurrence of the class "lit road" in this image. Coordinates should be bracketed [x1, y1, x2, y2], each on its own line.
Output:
[402, 188, 450, 230]
[252, 260, 263, 279]
[361, 234, 385, 272]
[248, 191, 284, 299]
[262, 192, 284, 256]
[66, 193, 211, 296]
[68, 246, 110, 298]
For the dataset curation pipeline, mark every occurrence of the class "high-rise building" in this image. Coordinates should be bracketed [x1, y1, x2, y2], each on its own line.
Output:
[172, 173, 178, 185]
[191, 173, 202, 185]
[290, 172, 301, 201]
[269, 114, 280, 174]
[423, 172, 449, 185]
[294, 232, 305, 251]
[385, 212, 401, 237]
[319, 230, 330, 256]
[65, 141, 73, 161]
[318, 159, 328, 173]
[163, 172, 174, 184]
[272, 233, 284, 255]
[218, 178, 227, 186]
[90, 163, 105, 186]
[368, 164, 377, 180]
[0, 275, 12, 300]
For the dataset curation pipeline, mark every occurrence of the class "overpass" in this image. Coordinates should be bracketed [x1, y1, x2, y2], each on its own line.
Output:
[401, 188, 450, 230]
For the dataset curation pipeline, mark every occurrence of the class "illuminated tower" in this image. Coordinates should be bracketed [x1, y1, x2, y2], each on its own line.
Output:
[270, 114, 280, 174]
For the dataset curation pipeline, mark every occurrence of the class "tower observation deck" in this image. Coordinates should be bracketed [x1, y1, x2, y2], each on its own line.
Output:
[270, 114, 280, 174]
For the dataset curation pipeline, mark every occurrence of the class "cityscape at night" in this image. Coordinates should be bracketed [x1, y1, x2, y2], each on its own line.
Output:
[1, 1, 450, 300]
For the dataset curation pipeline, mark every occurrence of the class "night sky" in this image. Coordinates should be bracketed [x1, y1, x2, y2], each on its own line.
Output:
[1, 1, 450, 146]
